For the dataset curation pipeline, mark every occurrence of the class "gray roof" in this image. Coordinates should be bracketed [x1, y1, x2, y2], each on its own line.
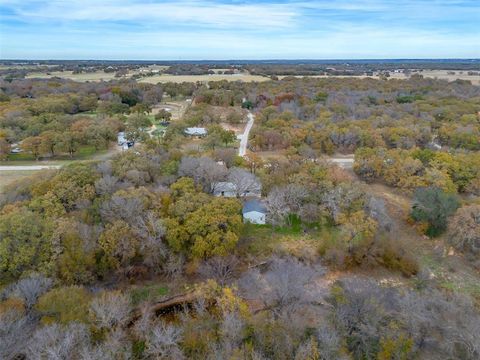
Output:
[242, 199, 267, 214]
[212, 182, 236, 193]
[184, 127, 207, 136]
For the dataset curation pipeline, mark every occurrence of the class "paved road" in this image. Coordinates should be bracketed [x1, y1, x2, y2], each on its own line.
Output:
[0, 165, 62, 171]
[238, 112, 254, 157]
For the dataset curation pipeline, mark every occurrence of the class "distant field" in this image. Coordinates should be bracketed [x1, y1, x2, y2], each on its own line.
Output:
[139, 74, 270, 83]
[26, 70, 119, 82]
[389, 70, 480, 85]
[278, 69, 480, 85]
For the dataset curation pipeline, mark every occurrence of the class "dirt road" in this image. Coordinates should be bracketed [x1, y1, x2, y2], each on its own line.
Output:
[239, 112, 254, 157]
[0, 165, 62, 171]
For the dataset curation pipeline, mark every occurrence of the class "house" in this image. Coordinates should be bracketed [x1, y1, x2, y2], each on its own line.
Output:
[242, 199, 267, 225]
[184, 127, 207, 137]
[212, 181, 262, 198]
[212, 182, 237, 197]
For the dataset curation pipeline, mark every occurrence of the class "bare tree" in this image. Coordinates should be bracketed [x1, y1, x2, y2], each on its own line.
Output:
[365, 195, 393, 232]
[239, 256, 322, 315]
[228, 167, 261, 197]
[198, 256, 239, 286]
[94, 175, 119, 195]
[100, 194, 144, 226]
[89, 291, 131, 329]
[0, 310, 35, 359]
[265, 187, 290, 225]
[265, 184, 309, 225]
[80, 329, 132, 360]
[178, 156, 228, 192]
[145, 323, 185, 360]
[135, 211, 168, 269]
[13, 274, 53, 310]
[26, 322, 90, 360]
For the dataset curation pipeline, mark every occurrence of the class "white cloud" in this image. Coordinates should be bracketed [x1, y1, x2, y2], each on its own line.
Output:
[6, 0, 299, 29]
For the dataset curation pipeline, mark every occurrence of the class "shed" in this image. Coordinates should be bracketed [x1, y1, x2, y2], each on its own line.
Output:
[242, 199, 267, 225]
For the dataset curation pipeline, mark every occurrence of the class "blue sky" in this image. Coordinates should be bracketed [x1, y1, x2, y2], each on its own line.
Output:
[1, 0, 479, 60]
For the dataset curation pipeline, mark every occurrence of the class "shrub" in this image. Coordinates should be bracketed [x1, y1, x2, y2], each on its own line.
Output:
[37, 286, 92, 324]
[448, 205, 480, 261]
[411, 187, 459, 237]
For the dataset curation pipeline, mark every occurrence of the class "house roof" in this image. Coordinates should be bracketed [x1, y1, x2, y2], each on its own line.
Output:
[212, 182, 236, 193]
[243, 199, 267, 214]
[184, 127, 207, 136]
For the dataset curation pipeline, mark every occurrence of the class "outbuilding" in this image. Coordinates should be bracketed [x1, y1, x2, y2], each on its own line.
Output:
[242, 199, 267, 225]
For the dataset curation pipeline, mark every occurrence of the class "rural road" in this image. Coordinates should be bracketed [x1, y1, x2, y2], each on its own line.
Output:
[238, 112, 254, 157]
[0, 165, 62, 171]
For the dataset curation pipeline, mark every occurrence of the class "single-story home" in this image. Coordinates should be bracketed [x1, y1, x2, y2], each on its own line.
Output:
[212, 181, 262, 198]
[242, 199, 267, 225]
[184, 127, 207, 137]
[212, 182, 237, 197]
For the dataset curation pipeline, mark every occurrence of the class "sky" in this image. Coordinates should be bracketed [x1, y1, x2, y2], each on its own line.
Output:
[0, 0, 479, 60]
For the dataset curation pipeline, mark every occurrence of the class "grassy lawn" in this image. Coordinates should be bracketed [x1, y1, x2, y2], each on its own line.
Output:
[130, 284, 169, 306]
[239, 217, 337, 258]
[6, 145, 106, 162]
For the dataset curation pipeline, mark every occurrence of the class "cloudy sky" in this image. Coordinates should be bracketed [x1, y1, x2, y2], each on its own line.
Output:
[1, 0, 479, 60]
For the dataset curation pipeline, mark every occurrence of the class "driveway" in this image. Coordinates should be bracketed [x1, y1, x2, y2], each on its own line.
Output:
[238, 112, 254, 157]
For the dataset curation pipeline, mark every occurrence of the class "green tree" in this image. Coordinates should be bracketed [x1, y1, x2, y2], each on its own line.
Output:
[185, 198, 242, 258]
[57, 131, 81, 158]
[155, 109, 172, 123]
[39, 130, 61, 157]
[22, 136, 43, 160]
[411, 187, 459, 236]
[99, 220, 138, 270]
[0, 207, 54, 279]
[125, 114, 152, 143]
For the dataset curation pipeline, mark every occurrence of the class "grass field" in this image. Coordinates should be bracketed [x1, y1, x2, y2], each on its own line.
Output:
[6, 145, 102, 162]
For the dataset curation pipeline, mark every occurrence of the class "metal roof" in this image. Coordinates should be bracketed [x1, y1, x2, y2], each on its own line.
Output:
[242, 199, 267, 214]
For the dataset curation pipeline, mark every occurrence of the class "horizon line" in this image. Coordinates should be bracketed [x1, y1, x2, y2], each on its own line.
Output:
[2, 58, 480, 62]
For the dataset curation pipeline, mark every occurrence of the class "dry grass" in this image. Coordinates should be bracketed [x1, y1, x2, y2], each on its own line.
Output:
[0, 170, 34, 193]
[152, 100, 190, 121]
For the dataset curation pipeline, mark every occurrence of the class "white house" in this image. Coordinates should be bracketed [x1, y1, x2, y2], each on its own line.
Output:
[242, 199, 267, 225]
[184, 127, 207, 137]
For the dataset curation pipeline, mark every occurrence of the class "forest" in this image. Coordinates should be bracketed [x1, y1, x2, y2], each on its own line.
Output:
[1, 73, 480, 359]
